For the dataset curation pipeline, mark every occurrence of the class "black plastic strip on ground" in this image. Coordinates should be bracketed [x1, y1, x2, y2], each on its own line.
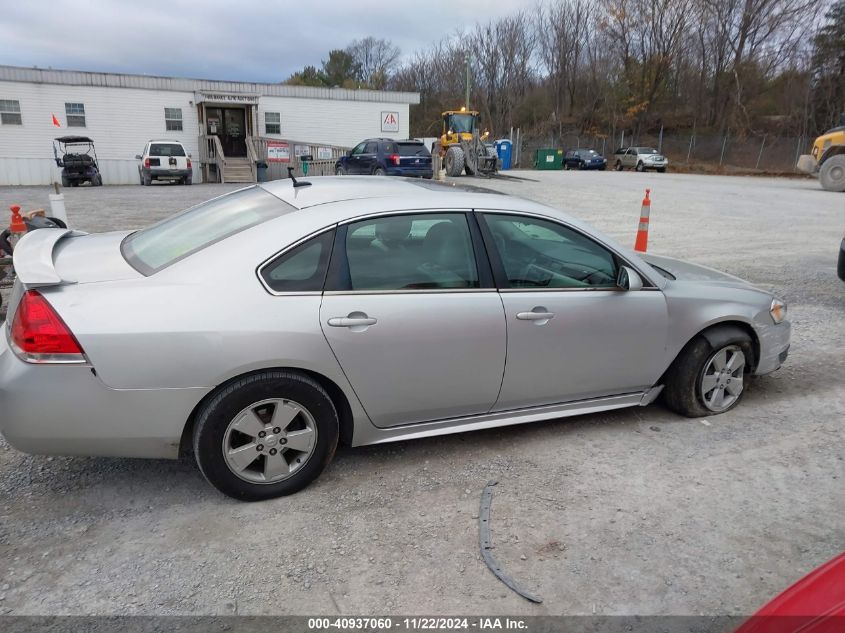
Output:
[479, 480, 543, 603]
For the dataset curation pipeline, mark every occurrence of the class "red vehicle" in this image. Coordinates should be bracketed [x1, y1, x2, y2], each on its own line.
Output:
[735, 552, 845, 633]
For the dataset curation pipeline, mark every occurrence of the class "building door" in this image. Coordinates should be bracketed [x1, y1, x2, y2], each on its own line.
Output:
[205, 107, 247, 157]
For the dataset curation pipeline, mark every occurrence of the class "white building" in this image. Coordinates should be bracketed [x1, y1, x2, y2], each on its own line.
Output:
[0, 65, 419, 185]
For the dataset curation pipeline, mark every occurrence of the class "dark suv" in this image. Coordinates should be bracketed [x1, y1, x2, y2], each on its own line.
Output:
[336, 138, 433, 178]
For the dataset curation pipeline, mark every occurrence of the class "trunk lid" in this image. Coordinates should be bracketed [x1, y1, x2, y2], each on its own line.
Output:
[7, 228, 142, 322]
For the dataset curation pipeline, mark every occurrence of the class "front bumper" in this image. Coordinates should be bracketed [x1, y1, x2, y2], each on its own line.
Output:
[0, 329, 205, 459]
[754, 319, 791, 375]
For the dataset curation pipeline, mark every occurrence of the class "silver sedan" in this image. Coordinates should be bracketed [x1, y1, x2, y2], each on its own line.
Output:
[0, 178, 790, 500]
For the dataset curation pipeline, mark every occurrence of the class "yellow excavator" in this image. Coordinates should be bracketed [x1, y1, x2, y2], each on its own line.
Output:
[435, 107, 499, 177]
[796, 114, 845, 192]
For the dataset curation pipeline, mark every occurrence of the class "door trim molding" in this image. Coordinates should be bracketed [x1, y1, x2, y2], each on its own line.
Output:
[351, 390, 649, 446]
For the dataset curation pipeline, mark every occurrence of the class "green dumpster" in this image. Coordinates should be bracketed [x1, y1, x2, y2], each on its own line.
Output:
[534, 148, 564, 170]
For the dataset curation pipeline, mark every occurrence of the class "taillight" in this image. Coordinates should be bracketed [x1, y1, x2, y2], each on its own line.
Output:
[144, 158, 150, 168]
[389, 154, 400, 166]
[187, 158, 192, 169]
[9, 290, 86, 364]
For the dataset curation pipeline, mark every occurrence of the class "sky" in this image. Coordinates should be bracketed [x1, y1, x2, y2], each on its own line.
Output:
[0, 0, 536, 83]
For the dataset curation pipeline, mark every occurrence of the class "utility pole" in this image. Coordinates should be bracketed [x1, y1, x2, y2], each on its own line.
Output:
[465, 55, 471, 111]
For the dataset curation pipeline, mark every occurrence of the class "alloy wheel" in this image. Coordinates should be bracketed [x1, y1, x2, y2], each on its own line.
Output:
[222, 398, 318, 484]
[699, 345, 746, 412]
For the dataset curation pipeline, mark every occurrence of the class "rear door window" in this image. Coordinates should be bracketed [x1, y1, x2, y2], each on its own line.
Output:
[364, 142, 379, 154]
[123, 187, 293, 274]
[260, 230, 335, 293]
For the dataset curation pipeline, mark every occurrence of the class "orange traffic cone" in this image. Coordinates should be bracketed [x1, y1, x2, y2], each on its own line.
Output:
[634, 189, 651, 252]
[9, 205, 26, 233]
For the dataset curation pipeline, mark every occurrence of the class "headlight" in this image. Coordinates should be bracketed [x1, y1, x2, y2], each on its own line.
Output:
[770, 298, 787, 324]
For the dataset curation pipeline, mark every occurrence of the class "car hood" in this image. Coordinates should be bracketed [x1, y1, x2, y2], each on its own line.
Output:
[641, 253, 759, 290]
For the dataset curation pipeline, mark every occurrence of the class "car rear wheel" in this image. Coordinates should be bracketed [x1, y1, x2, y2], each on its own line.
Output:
[615, 161, 623, 171]
[143, 173, 152, 186]
[373, 167, 386, 176]
[663, 331, 752, 417]
[193, 371, 339, 501]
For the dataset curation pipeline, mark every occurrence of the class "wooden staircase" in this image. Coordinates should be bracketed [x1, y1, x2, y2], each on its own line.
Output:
[224, 157, 255, 183]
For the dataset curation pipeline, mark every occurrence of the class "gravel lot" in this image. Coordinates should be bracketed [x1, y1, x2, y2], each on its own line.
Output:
[0, 173, 843, 616]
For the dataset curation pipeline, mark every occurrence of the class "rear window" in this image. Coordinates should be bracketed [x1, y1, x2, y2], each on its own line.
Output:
[149, 143, 186, 157]
[397, 142, 429, 157]
[122, 187, 292, 274]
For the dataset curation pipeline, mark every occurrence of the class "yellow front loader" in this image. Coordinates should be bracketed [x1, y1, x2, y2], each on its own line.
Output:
[796, 114, 845, 192]
[435, 108, 499, 177]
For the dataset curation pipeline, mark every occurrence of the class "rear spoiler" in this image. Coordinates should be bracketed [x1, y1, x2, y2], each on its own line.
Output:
[12, 228, 88, 287]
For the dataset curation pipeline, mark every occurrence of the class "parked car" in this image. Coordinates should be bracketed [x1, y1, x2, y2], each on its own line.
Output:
[734, 551, 845, 633]
[0, 177, 790, 500]
[136, 140, 192, 185]
[563, 148, 607, 170]
[613, 147, 668, 172]
[335, 138, 433, 178]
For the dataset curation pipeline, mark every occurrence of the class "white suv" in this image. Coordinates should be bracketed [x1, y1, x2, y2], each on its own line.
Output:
[613, 147, 668, 172]
[136, 140, 192, 185]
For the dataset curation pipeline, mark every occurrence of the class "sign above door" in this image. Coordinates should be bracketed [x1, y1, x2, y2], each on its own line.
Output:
[195, 91, 260, 105]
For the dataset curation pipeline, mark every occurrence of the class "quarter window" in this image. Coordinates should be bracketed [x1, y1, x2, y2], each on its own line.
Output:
[341, 213, 479, 291]
[0, 99, 21, 125]
[482, 214, 618, 289]
[65, 102, 86, 127]
[165, 108, 183, 131]
[265, 111, 281, 135]
[261, 230, 334, 293]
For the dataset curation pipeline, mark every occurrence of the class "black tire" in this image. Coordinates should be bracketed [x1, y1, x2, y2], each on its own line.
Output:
[615, 160, 623, 171]
[657, 167, 666, 173]
[578, 161, 585, 170]
[143, 173, 152, 186]
[193, 371, 339, 501]
[819, 155, 845, 192]
[61, 174, 70, 188]
[71, 181, 79, 187]
[184, 176, 192, 185]
[139, 171, 145, 185]
[93, 174, 103, 186]
[636, 161, 645, 172]
[444, 146, 465, 177]
[335, 165, 347, 176]
[662, 329, 753, 418]
[563, 162, 570, 171]
[373, 166, 386, 176]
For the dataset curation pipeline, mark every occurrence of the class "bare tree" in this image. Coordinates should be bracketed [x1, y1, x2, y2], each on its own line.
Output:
[346, 37, 401, 89]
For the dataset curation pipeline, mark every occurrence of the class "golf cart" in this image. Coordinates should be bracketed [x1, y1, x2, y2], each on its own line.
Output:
[53, 136, 103, 186]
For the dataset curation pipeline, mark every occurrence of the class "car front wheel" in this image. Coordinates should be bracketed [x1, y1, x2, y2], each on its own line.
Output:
[615, 161, 623, 171]
[636, 161, 645, 172]
[193, 371, 339, 501]
[335, 165, 347, 175]
[663, 331, 753, 417]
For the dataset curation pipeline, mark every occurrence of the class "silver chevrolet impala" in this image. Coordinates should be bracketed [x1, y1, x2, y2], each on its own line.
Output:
[0, 178, 790, 500]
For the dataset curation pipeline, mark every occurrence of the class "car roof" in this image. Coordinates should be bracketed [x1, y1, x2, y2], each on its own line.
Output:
[147, 140, 185, 144]
[259, 176, 519, 212]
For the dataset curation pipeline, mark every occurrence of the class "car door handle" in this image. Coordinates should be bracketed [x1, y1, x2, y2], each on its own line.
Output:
[327, 316, 377, 328]
[516, 311, 555, 321]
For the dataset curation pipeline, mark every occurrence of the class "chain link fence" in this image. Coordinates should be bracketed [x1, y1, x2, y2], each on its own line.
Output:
[516, 130, 810, 173]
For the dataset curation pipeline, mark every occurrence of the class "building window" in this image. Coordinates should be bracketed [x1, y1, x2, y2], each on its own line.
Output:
[265, 112, 281, 135]
[0, 99, 22, 125]
[65, 102, 86, 127]
[165, 108, 183, 131]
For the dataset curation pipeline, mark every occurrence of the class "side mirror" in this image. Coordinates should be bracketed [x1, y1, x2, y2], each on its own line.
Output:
[135, 154, 142, 160]
[346, 149, 353, 156]
[617, 266, 643, 291]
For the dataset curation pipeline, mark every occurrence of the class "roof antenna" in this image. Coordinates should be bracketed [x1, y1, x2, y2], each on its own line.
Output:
[287, 166, 311, 188]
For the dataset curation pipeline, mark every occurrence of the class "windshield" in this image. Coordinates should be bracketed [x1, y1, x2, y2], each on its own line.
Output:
[582, 149, 599, 156]
[446, 113, 476, 134]
[122, 187, 292, 275]
[637, 147, 658, 154]
[150, 143, 186, 157]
